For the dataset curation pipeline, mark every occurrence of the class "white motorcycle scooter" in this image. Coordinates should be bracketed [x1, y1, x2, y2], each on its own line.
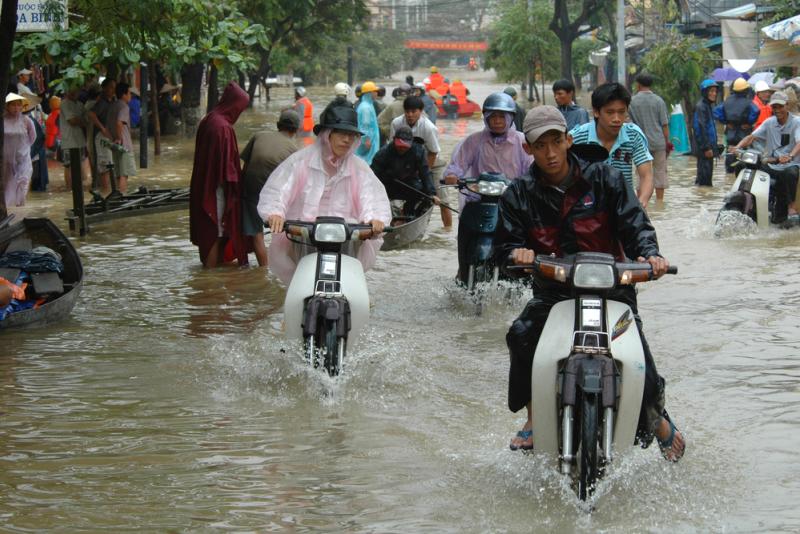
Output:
[718, 148, 772, 229]
[282, 216, 378, 376]
[522, 252, 676, 500]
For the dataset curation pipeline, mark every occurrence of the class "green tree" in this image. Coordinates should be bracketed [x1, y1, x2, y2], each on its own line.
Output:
[237, 0, 368, 103]
[486, 0, 559, 100]
[549, 0, 613, 83]
[641, 32, 719, 148]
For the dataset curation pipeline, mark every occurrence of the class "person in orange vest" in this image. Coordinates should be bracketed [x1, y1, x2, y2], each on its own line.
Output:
[292, 86, 314, 145]
[450, 79, 468, 106]
[428, 67, 444, 92]
[45, 96, 61, 150]
[752, 80, 774, 129]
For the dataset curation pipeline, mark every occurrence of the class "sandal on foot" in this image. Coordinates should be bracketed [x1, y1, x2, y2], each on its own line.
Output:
[509, 429, 533, 451]
[657, 416, 685, 462]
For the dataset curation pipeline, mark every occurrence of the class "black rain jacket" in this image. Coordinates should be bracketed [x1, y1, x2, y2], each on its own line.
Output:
[493, 145, 660, 279]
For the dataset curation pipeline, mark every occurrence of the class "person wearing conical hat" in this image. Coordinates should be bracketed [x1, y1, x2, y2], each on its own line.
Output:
[3, 93, 36, 206]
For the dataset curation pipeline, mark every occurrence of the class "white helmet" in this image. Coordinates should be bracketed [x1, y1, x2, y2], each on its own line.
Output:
[754, 80, 772, 93]
[423, 77, 431, 85]
[295, 86, 306, 97]
[333, 82, 350, 97]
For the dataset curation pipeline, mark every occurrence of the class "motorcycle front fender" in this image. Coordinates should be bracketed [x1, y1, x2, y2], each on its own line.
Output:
[531, 300, 645, 457]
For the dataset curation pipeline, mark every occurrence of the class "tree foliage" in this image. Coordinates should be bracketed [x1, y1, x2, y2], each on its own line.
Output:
[486, 0, 560, 84]
[549, 0, 613, 82]
[641, 32, 719, 146]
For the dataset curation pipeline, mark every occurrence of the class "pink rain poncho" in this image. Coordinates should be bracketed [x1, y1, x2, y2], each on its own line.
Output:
[3, 108, 36, 207]
[257, 129, 392, 284]
[444, 112, 533, 208]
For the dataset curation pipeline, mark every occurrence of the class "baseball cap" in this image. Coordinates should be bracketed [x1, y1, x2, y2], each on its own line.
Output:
[393, 125, 413, 148]
[277, 109, 301, 130]
[522, 105, 567, 144]
[769, 91, 788, 106]
[17, 68, 32, 76]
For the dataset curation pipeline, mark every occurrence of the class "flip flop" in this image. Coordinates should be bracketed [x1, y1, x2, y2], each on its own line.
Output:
[509, 429, 533, 451]
[657, 415, 685, 462]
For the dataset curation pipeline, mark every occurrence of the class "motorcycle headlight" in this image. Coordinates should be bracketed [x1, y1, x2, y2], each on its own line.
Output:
[314, 223, 347, 243]
[467, 180, 506, 196]
[740, 151, 758, 165]
[573, 263, 615, 290]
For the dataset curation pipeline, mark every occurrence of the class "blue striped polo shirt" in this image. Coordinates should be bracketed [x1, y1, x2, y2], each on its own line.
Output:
[568, 121, 653, 189]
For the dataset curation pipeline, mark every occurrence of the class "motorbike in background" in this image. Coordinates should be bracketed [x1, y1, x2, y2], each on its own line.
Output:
[451, 172, 510, 291]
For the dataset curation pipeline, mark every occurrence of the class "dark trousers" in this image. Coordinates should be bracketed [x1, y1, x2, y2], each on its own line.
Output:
[696, 155, 714, 186]
[506, 286, 666, 437]
[765, 165, 799, 223]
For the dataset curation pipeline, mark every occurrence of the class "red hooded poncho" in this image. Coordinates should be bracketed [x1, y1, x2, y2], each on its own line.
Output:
[189, 82, 251, 265]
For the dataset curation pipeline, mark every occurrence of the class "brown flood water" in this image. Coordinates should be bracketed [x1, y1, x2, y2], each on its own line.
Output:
[1, 69, 799, 531]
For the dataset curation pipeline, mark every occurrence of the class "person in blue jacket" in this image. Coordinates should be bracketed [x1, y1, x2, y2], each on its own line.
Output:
[713, 77, 759, 173]
[355, 81, 380, 164]
[693, 79, 719, 186]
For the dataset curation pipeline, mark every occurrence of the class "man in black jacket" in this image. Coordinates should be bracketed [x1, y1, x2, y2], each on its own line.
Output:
[371, 126, 439, 217]
[494, 105, 685, 461]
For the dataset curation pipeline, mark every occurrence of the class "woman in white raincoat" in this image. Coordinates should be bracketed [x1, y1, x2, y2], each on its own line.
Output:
[3, 93, 36, 207]
[257, 105, 392, 284]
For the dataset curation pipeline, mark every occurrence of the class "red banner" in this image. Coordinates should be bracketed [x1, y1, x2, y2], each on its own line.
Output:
[404, 40, 488, 51]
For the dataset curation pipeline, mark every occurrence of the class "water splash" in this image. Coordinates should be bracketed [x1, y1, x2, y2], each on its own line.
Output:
[713, 210, 759, 239]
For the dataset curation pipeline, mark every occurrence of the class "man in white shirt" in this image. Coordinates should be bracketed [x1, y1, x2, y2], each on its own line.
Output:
[389, 96, 449, 226]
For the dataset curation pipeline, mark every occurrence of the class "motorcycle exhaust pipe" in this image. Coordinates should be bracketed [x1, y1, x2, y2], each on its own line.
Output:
[603, 407, 614, 462]
[561, 405, 574, 474]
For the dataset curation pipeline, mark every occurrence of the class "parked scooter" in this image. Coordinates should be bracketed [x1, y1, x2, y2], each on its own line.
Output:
[518, 252, 676, 500]
[452, 172, 511, 290]
[718, 149, 773, 229]
[282, 217, 378, 376]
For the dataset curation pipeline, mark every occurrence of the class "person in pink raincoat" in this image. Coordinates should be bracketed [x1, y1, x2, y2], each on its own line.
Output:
[3, 93, 36, 207]
[257, 105, 392, 284]
[443, 92, 533, 210]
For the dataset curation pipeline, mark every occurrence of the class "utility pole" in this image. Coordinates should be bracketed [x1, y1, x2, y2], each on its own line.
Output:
[392, 0, 396, 30]
[617, 0, 626, 84]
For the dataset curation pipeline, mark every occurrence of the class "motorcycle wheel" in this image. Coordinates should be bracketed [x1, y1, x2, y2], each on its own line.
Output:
[578, 393, 600, 501]
[322, 321, 340, 377]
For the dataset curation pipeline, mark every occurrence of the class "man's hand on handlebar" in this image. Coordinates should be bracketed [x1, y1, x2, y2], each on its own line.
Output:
[444, 174, 458, 185]
[511, 248, 535, 265]
[368, 219, 385, 236]
[637, 255, 669, 279]
[267, 214, 285, 234]
[432, 195, 441, 205]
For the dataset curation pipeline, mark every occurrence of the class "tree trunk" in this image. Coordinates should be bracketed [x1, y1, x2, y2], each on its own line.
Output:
[180, 62, 204, 138]
[0, 0, 20, 220]
[207, 63, 219, 113]
[559, 37, 573, 85]
[149, 63, 161, 156]
[246, 49, 272, 106]
[682, 92, 696, 153]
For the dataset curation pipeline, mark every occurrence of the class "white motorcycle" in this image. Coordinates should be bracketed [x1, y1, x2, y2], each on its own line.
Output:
[282, 217, 378, 376]
[718, 148, 772, 229]
[520, 252, 676, 500]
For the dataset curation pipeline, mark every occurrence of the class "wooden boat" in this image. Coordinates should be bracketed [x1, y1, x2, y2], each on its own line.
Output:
[66, 186, 189, 230]
[0, 217, 83, 329]
[381, 204, 434, 251]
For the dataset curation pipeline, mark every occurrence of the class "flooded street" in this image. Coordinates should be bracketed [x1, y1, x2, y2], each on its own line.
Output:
[1, 70, 799, 532]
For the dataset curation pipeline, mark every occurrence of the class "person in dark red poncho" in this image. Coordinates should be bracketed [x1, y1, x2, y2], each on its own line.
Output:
[190, 82, 251, 267]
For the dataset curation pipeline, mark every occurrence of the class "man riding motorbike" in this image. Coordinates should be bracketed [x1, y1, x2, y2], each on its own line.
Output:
[494, 105, 685, 461]
[732, 91, 800, 226]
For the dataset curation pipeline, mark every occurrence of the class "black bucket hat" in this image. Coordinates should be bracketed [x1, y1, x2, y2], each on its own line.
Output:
[313, 105, 363, 136]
